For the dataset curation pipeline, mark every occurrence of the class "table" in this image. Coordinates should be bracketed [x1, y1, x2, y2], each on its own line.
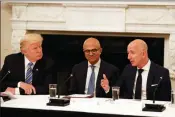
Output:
[0, 95, 174, 117]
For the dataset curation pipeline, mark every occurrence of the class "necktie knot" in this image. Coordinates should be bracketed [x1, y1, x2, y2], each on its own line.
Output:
[91, 65, 95, 71]
[28, 62, 33, 67]
[138, 69, 144, 74]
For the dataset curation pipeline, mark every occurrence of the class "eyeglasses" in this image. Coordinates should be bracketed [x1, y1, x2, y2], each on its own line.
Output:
[83, 48, 99, 54]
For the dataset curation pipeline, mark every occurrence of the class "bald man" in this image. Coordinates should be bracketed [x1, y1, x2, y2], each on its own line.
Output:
[69, 37, 119, 98]
[0, 33, 54, 95]
[118, 39, 171, 101]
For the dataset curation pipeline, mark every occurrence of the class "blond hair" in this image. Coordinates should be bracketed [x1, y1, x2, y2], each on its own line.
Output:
[20, 33, 43, 51]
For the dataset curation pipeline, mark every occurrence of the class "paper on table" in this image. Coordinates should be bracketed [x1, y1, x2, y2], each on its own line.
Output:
[0, 91, 17, 99]
[64, 94, 93, 98]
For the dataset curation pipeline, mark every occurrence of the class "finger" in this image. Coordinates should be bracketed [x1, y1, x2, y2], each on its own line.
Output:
[27, 89, 32, 95]
[25, 90, 29, 94]
[29, 89, 32, 94]
[100, 82, 103, 87]
[31, 86, 36, 94]
[103, 74, 107, 79]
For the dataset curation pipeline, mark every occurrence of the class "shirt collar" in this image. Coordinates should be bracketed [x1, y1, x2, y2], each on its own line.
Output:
[88, 58, 101, 68]
[137, 59, 151, 71]
[24, 56, 36, 68]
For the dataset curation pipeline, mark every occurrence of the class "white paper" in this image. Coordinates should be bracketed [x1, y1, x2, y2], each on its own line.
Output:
[0, 91, 17, 99]
[66, 94, 92, 98]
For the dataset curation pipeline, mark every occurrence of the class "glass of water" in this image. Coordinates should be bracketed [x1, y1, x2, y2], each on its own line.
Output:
[49, 84, 57, 98]
[112, 86, 120, 101]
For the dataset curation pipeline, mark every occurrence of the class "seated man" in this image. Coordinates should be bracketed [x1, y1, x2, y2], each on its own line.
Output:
[69, 37, 119, 98]
[118, 39, 171, 101]
[0, 33, 54, 95]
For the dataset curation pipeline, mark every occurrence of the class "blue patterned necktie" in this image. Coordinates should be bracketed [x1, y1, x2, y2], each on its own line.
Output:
[87, 65, 95, 94]
[25, 62, 33, 84]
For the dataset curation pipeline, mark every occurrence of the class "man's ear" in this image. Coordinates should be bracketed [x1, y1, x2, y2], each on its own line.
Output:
[21, 48, 27, 55]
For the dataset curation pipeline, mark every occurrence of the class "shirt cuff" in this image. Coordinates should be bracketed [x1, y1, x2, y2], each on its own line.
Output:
[17, 82, 21, 87]
[15, 88, 20, 95]
[105, 87, 110, 93]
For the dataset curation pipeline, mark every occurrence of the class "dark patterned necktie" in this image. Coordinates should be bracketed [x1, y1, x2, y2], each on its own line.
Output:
[87, 65, 95, 94]
[134, 69, 144, 99]
[25, 62, 33, 84]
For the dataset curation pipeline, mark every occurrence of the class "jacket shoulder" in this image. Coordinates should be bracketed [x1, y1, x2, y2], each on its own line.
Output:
[5, 53, 23, 61]
[151, 62, 169, 73]
[73, 61, 87, 69]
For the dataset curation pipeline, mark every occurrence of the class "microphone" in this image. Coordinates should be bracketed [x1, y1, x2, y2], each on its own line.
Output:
[152, 76, 163, 103]
[57, 73, 73, 98]
[47, 73, 73, 107]
[0, 70, 10, 83]
[0, 70, 11, 102]
[142, 76, 166, 112]
[63, 74, 73, 86]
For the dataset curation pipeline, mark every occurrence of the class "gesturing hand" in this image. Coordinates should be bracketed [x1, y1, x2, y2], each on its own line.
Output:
[101, 74, 110, 92]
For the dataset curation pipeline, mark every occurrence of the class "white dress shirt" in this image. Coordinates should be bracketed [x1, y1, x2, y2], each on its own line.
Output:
[15, 56, 35, 95]
[84, 59, 101, 95]
[133, 60, 151, 100]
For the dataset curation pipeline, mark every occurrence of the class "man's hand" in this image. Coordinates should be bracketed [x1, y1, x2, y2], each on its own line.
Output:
[101, 74, 110, 92]
[20, 82, 36, 95]
[5, 87, 15, 95]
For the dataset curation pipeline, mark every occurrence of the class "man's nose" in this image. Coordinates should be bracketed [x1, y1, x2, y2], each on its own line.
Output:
[128, 54, 131, 60]
[37, 48, 42, 53]
[89, 51, 93, 55]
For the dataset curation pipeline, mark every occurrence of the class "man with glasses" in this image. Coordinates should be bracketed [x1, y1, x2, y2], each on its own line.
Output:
[69, 37, 119, 97]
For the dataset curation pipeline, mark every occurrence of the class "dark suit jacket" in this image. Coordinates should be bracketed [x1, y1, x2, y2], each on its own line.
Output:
[0, 53, 55, 94]
[69, 60, 119, 98]
[118, 61, 171, 101]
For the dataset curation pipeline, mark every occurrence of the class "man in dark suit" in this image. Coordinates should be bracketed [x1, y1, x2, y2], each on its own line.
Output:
[0, 33, 54, 95]
[118, 39, 171, 101]
[69, 37, 119, 98]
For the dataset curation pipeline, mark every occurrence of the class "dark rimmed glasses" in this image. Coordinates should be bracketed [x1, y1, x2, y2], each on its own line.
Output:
[83, 48, 100, 54]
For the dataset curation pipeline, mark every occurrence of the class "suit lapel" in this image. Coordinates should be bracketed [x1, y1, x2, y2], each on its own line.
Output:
[81, 61, 88, 92]
[146, 62, 155, 98]
[32, 59, 43, 83]
[129, 67, 137, 95]
[96, 60, 104, 89]
[18, 54, 25, 81]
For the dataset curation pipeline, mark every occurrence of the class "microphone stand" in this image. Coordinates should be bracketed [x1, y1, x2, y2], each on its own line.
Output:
[0, 70, 11, 114]
[142, 77, 166, 112]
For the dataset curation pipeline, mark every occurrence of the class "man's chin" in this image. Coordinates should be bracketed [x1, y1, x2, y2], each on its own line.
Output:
[37, 56, 42, 60]
[131, 63, 136, 66]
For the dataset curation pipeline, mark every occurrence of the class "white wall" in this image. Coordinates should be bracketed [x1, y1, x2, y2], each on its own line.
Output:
[1, 2, 12, 68]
